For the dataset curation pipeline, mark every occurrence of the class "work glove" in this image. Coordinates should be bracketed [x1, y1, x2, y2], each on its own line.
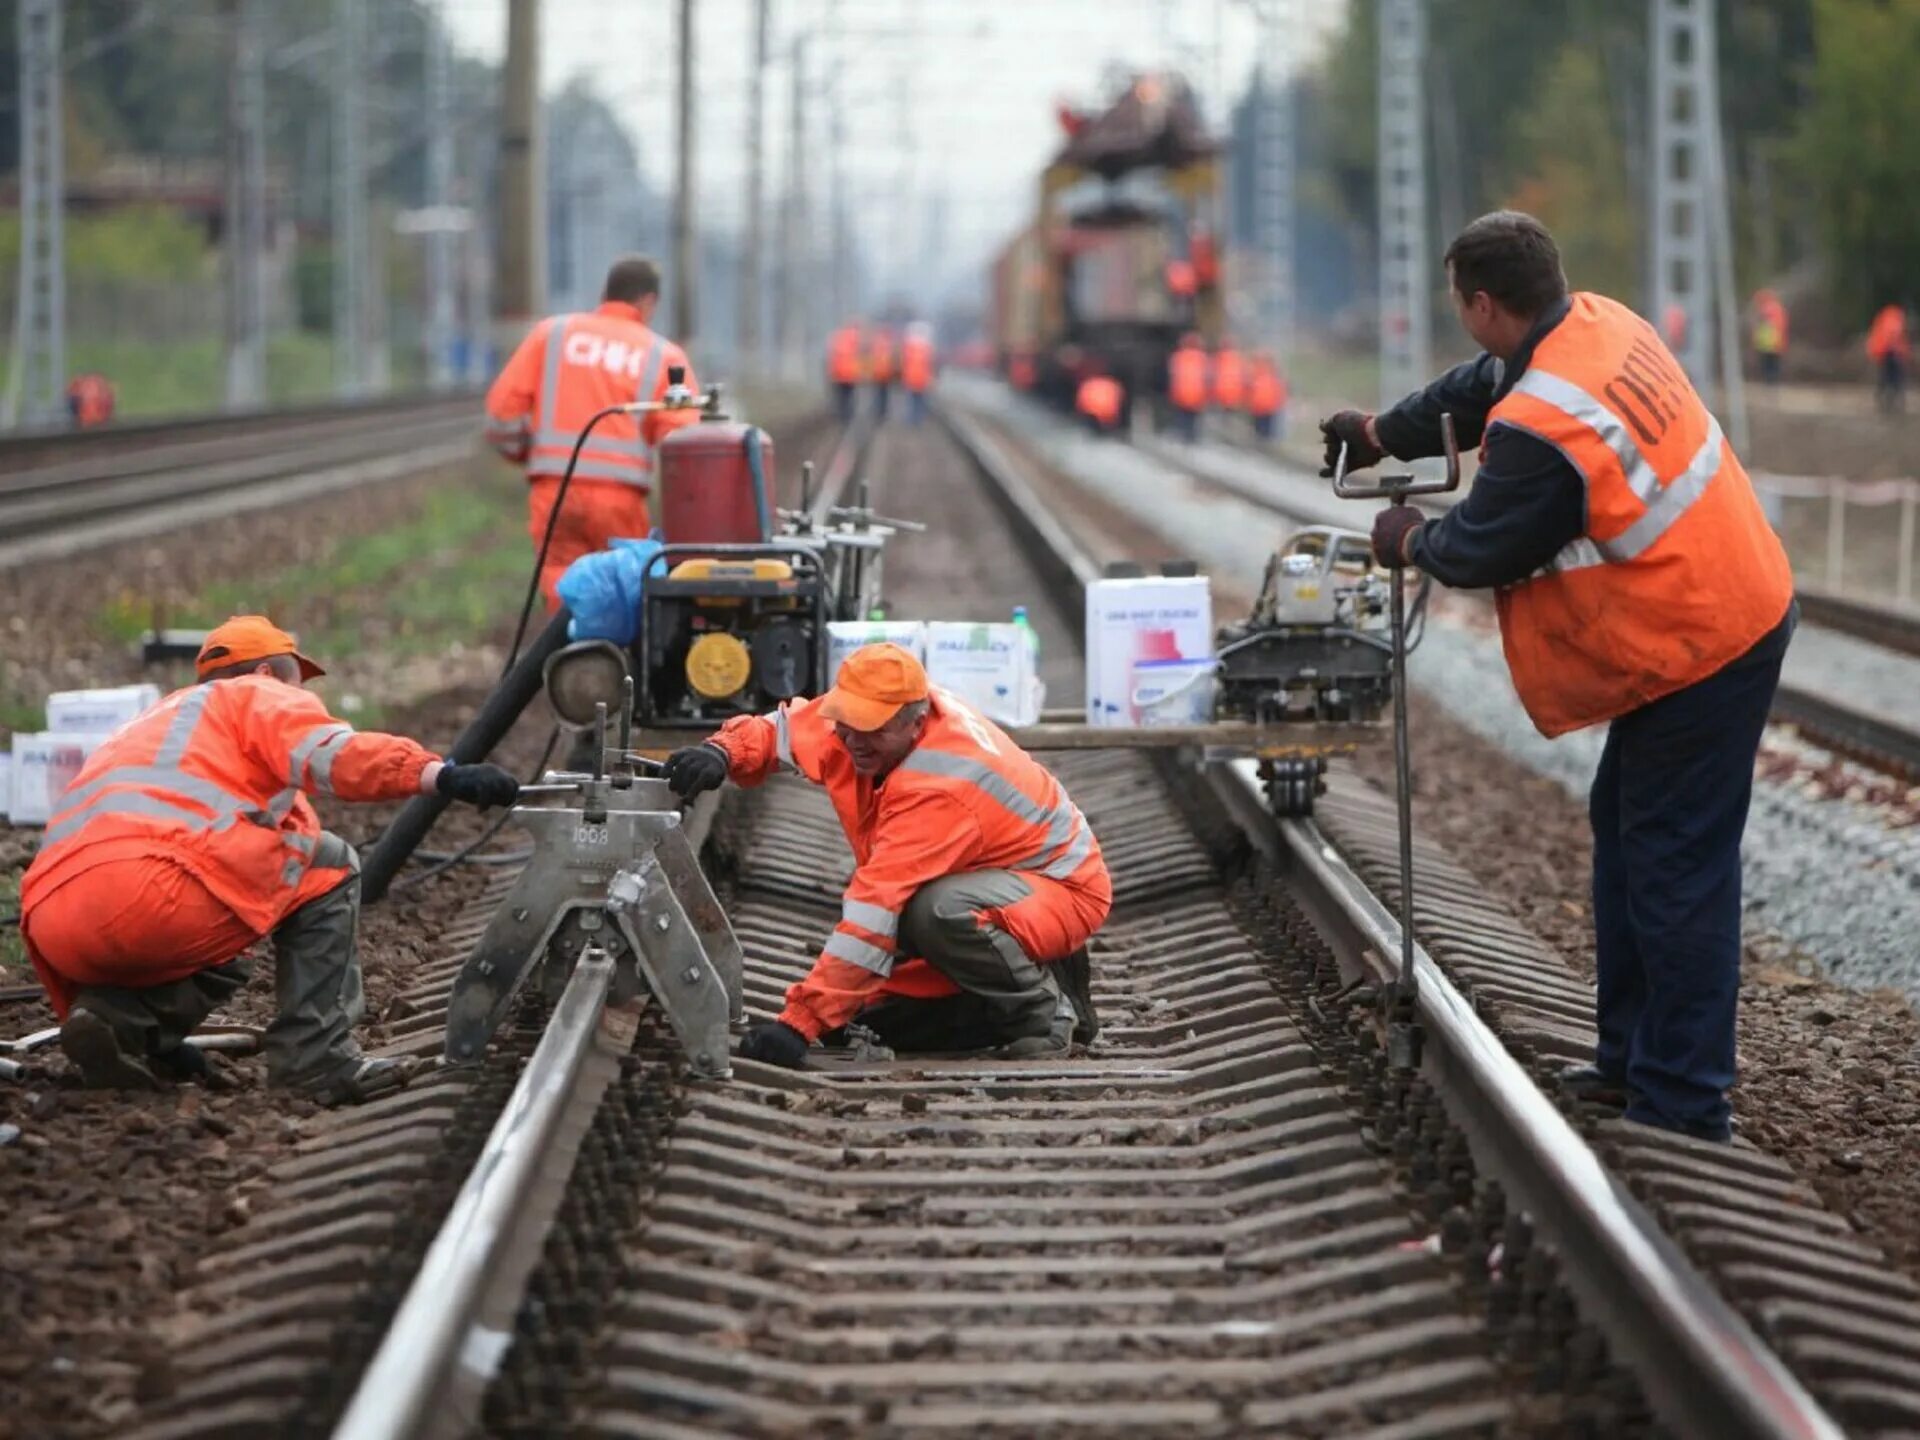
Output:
[436, 762, 521, 810]
[1320, 409, 1384, 478]
[738, 1020, 809, 1069]
[1371, 505, 1425, 568]
[663, 743, 730, 799]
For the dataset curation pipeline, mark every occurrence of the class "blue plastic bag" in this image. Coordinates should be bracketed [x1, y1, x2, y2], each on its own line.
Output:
[554, 536, 666, 646]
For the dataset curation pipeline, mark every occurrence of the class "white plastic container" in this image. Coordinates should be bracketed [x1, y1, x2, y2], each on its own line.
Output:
[826, 621, 928, 684]
[44, 684, 161, 736]
[1131, 657, 1217, 726]
[0, 751, 11, 822]
[8, 732, 112, 827]
[925, 621, 1041, 727]
[1085, 575, 1213, 726]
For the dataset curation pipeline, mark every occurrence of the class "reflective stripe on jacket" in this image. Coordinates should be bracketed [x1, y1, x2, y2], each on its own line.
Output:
[483, 301, 694, 489]
[1486, 292, 1794, 736]
[21, 676, 437, 936]
[710, 689, 1111, 1034]
[1168, 346, 1209, 411]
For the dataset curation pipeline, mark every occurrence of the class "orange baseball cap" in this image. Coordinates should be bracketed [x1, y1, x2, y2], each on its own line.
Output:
[819, 643, 929, 732]
[195, 615, 325, 681]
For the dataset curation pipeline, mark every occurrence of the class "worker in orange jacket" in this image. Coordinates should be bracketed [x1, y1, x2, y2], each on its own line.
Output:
[868, 327, 899, 422]
[19, 616, 521, 1102]
[1076, 368, 1125, 436]
[662, 644, 1110, 1067]
[1867, 303, 1911, 414]
[1211, 339, 1247, 426]
[900, 323, 937, 426]
[1247, 351, 1288, 441]
[1167, 333, 1209, 443]
[1750, 289, 1788, 386]
[484, 255, 700, 608]
[65, 372, 116, 428]
[826, 322, 864, 424]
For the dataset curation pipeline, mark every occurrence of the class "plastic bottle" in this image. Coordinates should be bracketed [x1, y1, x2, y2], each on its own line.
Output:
[1011, 605, 1039, 662]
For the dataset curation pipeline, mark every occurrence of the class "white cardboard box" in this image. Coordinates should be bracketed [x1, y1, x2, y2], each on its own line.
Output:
[9, 732, 112, 827]
[45, 684, 160, 736]
[826, 621, 928, 684]
[0, 751, 11, 822]
[925, 621, 1041, 727]
[1085, 576, 1213, 726]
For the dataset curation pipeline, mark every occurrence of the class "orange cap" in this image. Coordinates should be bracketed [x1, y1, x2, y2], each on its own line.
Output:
[195, 615, 325, 681]
[819, 643, 929, 732]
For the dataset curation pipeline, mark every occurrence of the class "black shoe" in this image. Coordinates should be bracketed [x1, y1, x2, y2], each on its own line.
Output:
[1558, 1064, 1628, 1108]
[286, 1056, 413, 1107]
[60, 1008, 160, 1091]
[151, 1043, 209, 1081]
[1058, 947, 1099, 1046]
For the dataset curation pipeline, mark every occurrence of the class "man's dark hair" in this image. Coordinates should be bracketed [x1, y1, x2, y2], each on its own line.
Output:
[1444, 211, 1568, 317]
[603, 255, 662, 305]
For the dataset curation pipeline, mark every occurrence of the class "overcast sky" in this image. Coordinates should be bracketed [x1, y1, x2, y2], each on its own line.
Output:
[439, 0, 1345, 302]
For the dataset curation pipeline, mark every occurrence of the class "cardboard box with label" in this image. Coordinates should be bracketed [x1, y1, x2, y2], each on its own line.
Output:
[826, 621, 928, 685]
[9, 732, 112, 827]
[1084, 575, 1213, 726]
[924, 621, 1043, 727]
[44, 684, 160, 736]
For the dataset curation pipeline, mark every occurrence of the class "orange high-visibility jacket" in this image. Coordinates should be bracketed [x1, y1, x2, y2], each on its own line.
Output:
[1168, 345, 1209, 412]
[711, 690, 1112, 1038]
[22, 676, 436, 958]
[901, 334, 936, 393]
[827, 327, 864, 384]
[1212, 349, 1246, 410]
[484, 301, 696, 489]
[869, 331, 899, 384]
[1076, 375, 1123, 427]
[1247, 361, 1287, 417]
[1867, 305, 1912, 363]
[1486, 293, 1793, 737]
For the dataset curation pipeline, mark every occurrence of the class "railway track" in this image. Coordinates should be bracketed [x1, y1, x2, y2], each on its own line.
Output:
[116, 411, 1920, 1440]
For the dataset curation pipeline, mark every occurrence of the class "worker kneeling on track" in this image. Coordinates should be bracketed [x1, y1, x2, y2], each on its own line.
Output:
[19, 616, 521, 1104]
[664, 643, 1110, 1069]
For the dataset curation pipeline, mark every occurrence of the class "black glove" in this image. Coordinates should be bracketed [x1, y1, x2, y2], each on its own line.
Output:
[663, 742, 729, 799]
[738, 1020, 809, 1068]
[1320, 409, 1384, 478]
[1371, 504, 1425, 568]
[436, 762, 520, 809]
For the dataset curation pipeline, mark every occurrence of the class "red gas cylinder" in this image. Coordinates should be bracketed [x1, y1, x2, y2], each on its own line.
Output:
[656, 420, 775, 546]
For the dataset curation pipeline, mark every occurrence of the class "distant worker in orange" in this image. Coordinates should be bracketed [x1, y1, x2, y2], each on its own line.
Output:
[1661, 302, 1688, 354]
[1867, 303, 1911, 414]
[1750, 289, 1788, 386]
[1247, 351, 1289, 442]
[65, 372, 115, 428]
[661, 644, 1109, 1067]
[869, 327, 899, 421]
[484, 255, 699, 608]
[827, 321, 864, 424]
[1167, 332, 1209, 443]
[1075, 367, 1125, 436]
[900, 323, 937, 426]
[19, 616, 521, 1102]
[1212, 338, 1247, 432]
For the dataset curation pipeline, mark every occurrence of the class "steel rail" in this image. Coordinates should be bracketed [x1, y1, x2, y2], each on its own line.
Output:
[1795, 585, 1920, 660]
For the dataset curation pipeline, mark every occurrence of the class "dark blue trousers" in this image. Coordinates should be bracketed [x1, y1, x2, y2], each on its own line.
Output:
[1590, 638, 1784, 1139]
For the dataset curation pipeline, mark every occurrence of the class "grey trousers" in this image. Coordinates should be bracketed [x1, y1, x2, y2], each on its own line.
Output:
[857, 871, 1073, 1053]
[74, 832, 366, 1086]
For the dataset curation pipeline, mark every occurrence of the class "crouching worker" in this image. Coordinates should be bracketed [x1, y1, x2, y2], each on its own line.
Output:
[663, 643, 1110, 1068]
[20, 616, 521, 1103]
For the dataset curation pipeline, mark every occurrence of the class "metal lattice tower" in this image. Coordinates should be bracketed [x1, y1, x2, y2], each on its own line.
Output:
[1376, 0, 1430, 409]
[5, 0, 67, 429]
[425, 4, 456, 390]
[1249, 0, 1295, 362]
[740, 0, 770, 374]
[225, 0, 269, 410]
[1649, 0, 1714, 386]
[332, 0, 371, 396]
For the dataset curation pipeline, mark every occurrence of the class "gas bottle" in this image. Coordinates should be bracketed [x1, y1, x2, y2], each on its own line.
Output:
[656, 420, 776, 546]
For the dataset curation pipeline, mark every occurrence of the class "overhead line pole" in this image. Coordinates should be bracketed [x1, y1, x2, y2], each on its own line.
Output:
[740, 0, 770, 375]
[332, 0, 371, 397]
[1376, 0, 1430, 409]
[496, 0, 544, 354]
[672, 0, 697, 346]
[5, 0, 67, 430]
[224, 0, 269, 410]
[424, 1, 456, 390]
[779, 35, 809, 381]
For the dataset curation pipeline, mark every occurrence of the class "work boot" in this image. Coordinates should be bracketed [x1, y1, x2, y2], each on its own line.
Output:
[1058, 947, 1099, 1046]
[992, 978, 1075, 1060]
[287, 1055, 413, 1107]
[60, 1007, 160, 1091]
[1558, 1064, 1629, 1109]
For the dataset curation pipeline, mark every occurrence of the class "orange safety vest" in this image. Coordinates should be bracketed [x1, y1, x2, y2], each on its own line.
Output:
[869, 331, 898, 384]
[21, 676, 437, 937]
[67, 374, 115, 427]
[483, 301, 695, 489]
[1867, 306, 1911, 362]
[827, 327, 864, 383]
[901, 334, 935, 393]
[712, 690, 1112, 1033]
[1168, 346, 1209, 411]
[1752, 292, 1788, 354]
[1246, 362, 1286, 417]
[1486, 293, 1793, 737]
[1212, 349, 1246, 410]
[1076, 375, 1123, 427]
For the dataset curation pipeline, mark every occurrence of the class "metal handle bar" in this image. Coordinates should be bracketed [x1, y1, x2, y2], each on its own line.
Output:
[1331, 413, 1463, 501]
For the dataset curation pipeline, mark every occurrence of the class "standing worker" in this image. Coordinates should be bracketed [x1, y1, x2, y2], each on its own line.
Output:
[1318, 212, 1795, 1144]
[1075, 367, 1125, 436]
[1867, 302, 1911, 414]
[1750, 289, 1788, 386]
[868, 326, 899, 422]
[1211, 336, 1247, 435]
[65, 372, 116, 428]
[1247, 351, 1288, 441]
[900, 323, 937, 426]
[827, 320, 864, 424]
[484, 255, 700, 608]
[1167, 333, 1209, 443]
[661, 644, 1109, 1067]
[18, 616, 521, 1101]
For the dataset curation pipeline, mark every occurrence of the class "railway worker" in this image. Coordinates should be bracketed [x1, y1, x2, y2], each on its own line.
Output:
[484, 255, 700, 608]
[1247, 351, 1288, 441]
[661, 643, 1109, 1069]
[18, 616, 522, 1102]
[900, 323, 937, 426]
[868, 327, 899, 421]
[65, 372, 116, 428]
[1750, 289, 1788, 386]
[1212, 338, 1247, 427]
[827, 321, 864, 424]
[1076, 367, 1125, 436]
[1318, 211, 1795, 1144]
[1867, 302, 1911, 414]
[1168, 332, 1209, 443]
